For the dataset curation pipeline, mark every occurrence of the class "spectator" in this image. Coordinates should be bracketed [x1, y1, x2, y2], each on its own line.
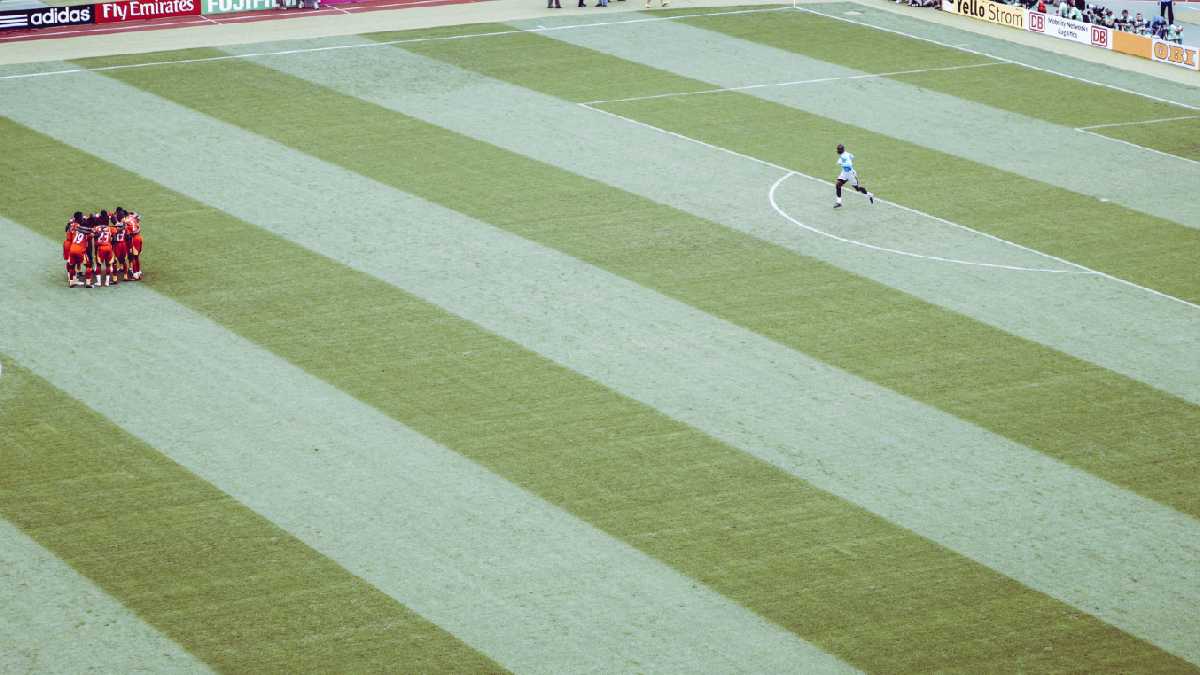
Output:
[1070, 4, 1083, 20]
[1116, 8, 1131, 29]
[1133, 11, 1145, 32]
[1168, 24, 1184, 43]
[1036, 0, 1046, 13]
[1150, 14, 1167, 38]
[1058, 0, 1071, 16]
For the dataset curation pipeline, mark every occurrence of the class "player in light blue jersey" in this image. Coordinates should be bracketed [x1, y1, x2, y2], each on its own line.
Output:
[834, 143, 874, 208]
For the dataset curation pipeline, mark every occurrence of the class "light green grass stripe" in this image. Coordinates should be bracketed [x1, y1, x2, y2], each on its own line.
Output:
[225, 34, 1200, 405]
[427, 21, 1195, 303]
[0, 222, 836, 674]
[518, 12, 1200, 233]
[0, 518, 207, 675]
[18, 56, 1200, 666]
[0, 351, 500, 673]
[301, 33, 1200, 512]
[76, 40, 1200, 512]
[651, 5, 1200, 162]
[0, 117, 1187, 674]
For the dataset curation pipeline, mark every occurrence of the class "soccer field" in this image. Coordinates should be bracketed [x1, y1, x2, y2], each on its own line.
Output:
[1, 4, 1199, 672]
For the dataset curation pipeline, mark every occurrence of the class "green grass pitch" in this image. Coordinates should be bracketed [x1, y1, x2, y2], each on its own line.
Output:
[1, 5, 1199, 673]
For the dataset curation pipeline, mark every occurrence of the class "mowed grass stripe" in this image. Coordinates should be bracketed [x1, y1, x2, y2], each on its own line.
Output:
[666, 7, 1200, 161]
[524, 12, 1200, 232]
[225, 35, 1200, 404]
[487, 21, 1200, 296]
[0, 120, 1184, 674]
[131, 39, 1200, 517]
[0, 518, 207, 674]
[772, 4, 1195, 162]
[0, 219, 839, 675]
[0, 355, 501, 674]
[26, 61, 1200, 664]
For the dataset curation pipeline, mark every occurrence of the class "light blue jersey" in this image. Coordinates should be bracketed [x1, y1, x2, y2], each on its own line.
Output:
[838, 151, 855, 173]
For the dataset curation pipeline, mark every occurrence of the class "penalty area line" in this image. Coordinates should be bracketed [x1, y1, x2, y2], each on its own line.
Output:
[581, 61, 1003, 106]
[1074, 128, 1200, 167]
[768, 173, 1083, 273]
[578, 101, 1200, 310]
[1078, 114, 1200, 130]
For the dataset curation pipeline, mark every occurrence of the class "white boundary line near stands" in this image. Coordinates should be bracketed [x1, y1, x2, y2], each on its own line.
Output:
[0, 0, 1191, 115]
[579, 102, 1200, 310]
[581, 61, 1003, 105]
[790, 5, 1200, 112]
[0, 6, 791, 79]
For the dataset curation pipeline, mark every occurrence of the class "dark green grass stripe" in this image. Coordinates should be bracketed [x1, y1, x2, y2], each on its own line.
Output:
[1095, 117, 1200, 161]
[386, 25, 1200, 304]
[2, 118, 1188, 674]
[134, 36, 1200, 516]
[663, 6, 1200, 160]
[0, 355, 502, 674]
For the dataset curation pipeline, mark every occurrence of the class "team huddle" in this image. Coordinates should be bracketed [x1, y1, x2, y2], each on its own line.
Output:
[63, 208, 144, 288]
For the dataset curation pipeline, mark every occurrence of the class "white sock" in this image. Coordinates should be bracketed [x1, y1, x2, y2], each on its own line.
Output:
[836, 197, 843, 204]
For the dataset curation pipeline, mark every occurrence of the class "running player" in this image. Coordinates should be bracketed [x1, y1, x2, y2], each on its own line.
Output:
[834, 143, 874, 209]
[125, 210, 143, 280]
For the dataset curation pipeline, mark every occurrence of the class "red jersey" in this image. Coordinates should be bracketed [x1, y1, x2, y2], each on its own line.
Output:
[67, 223, 92, 255]
[95, 226, 112, 247]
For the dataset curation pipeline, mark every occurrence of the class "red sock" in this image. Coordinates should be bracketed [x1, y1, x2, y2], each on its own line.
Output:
[66, 263, 73, 280]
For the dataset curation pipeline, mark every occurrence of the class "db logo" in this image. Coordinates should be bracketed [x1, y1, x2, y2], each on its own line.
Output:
[1029, 12, 1045, 32]
[1091, 26, 1108, 47]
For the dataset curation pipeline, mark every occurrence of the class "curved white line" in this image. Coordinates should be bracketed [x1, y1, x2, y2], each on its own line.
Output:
[768, 172, 1084, 273]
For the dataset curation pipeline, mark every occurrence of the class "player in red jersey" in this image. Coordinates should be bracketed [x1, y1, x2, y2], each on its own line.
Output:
[94, 215, 116, 287]
[125, 211, 143, 280]
[67, 215, 94, 288]
[63, 212, 83, 286]
[110, 207, 129, 282]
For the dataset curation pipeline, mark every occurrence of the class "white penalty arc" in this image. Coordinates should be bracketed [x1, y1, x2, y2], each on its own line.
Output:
[768, 172, 1089, 274]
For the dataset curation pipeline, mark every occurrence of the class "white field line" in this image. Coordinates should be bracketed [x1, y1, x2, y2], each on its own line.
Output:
[580, 102, 1200, 310]
[768, 173, 1082, 273]
[0, 0, 1194, 118]
[1075, 127, 1200, 167]
[790, 5, 1200, 113]
[581, 61, 1004, 105]
[0, 6, 792, 80]
[1079, 114, 1200, 130]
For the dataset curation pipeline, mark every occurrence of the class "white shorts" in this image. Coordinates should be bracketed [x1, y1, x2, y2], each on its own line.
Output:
[837, 169, 859, 185]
